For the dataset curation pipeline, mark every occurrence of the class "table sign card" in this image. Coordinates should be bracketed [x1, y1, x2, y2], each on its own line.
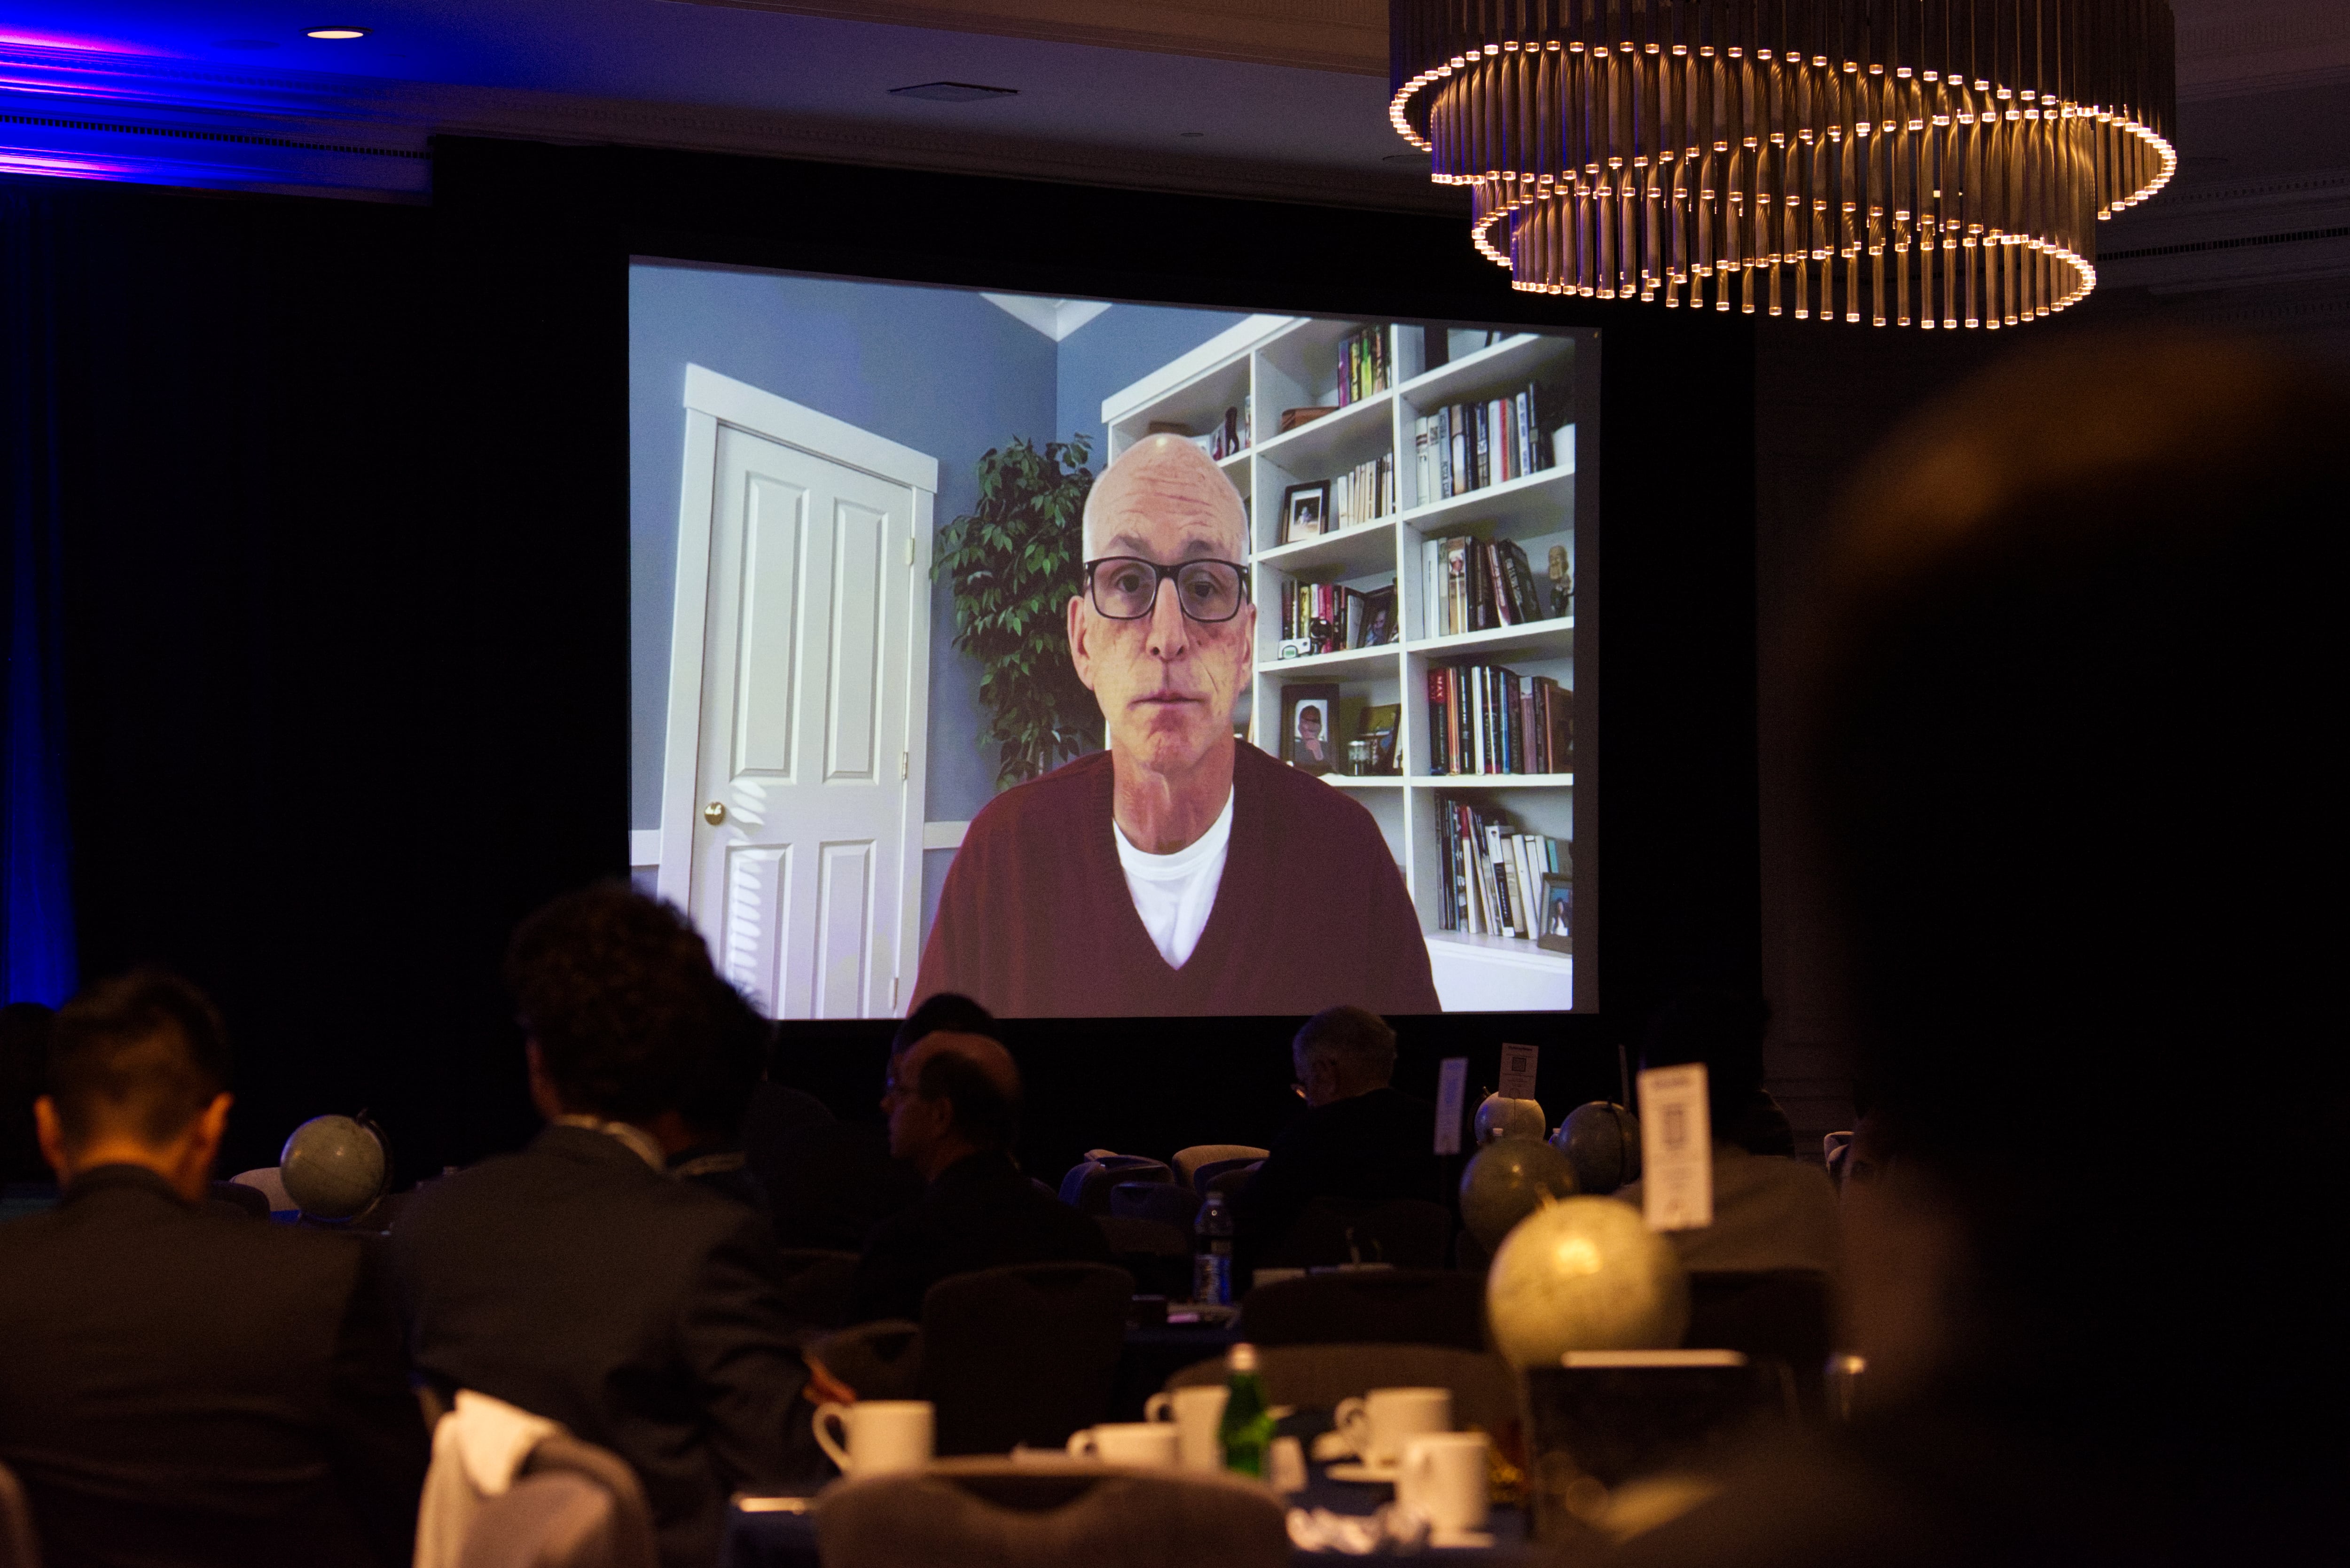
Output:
[1636, 1064, 1713, 1231]
[1497, 1043, 1539, 1102]
[1434, 1057, 1468, 1155]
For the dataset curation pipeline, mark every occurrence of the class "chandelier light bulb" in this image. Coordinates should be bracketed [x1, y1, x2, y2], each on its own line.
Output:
[1389, 0, 2177, 328]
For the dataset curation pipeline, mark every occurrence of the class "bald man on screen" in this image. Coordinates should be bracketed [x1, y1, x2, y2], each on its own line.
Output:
[914, 435, 1439, 1018]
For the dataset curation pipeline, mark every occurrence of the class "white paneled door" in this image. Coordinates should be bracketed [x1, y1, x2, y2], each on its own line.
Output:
[659, 368, 935, 1018]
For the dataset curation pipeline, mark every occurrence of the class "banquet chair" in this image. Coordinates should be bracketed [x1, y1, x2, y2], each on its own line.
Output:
[1684, 1270, 1834, 1405]
[774, 1248, 860, 1329]
[1171, 1145, 1269, 1190]
[1204, 1162, 1262, 1200]
[918, 1263, 1131, 1455]
[1110, 1180, 1202, 1230]
[1096, 1215, 1192, 1300]
[1057, 1155, 1174, 1216]
[815, 1459, 1288, 1568]
[0, 1459, 38, 1568]
[1263, 1196, 1451, 1270]
[1238, 1267, 1486, 1352]
[458, 1433, 656, 1568]
[1165, 1342, 1520, 1439]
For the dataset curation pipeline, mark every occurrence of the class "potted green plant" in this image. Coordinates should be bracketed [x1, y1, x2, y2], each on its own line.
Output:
[933, 434, 1103, 788]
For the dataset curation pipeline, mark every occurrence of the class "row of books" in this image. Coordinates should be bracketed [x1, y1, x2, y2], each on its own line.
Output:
[1434, 797, 1573, 941]
[1411, 387, 1560, 503]
[1419, 533, 1562, 640]
[1279, 581, 1398, 654]
[1426, 664, 1573, 776]
[1330, 454, 1394, 533]
[1335, 326, 1391, 406]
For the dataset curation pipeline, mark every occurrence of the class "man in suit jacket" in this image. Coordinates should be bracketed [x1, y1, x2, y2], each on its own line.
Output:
[0, 972, 426, 1568]
[391, 887, 819, 1568]
[1236, 1006, 1440, 1262]
[848, 1027, 1112, 1324]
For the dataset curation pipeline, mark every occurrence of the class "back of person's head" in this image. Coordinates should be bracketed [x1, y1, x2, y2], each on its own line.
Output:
[1, 1001, 57, 1181]
[914, 1033, 1020, 1154]
[1292, 1005, 1398, 1095]
[676, 980, 770, 1147]
[1637, 983, 1768, 1132]
[893, 991, 994, 1057]
[507, 884, 719, 1122]
[1802, 333, 2345, 1459]
[46, 973, 230, 1153]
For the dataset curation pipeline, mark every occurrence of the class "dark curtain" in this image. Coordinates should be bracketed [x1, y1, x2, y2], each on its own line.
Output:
[1, 183, 79, 1005]
[4, 174, 624, 1179]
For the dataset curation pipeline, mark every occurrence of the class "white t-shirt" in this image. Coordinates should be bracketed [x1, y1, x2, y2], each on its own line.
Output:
[1112, 789, 1235, 970]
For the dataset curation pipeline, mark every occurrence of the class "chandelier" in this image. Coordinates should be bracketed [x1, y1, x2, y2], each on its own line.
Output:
[1390, 1, 2176, 327]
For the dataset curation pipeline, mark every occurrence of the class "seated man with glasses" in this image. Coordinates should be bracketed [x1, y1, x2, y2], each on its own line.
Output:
[914, 433, 1439, 1017]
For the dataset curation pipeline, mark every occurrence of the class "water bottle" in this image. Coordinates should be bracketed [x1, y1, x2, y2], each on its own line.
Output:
[1218, 1341, 1277, 1478]
[1192, 1189, 1235, 1306]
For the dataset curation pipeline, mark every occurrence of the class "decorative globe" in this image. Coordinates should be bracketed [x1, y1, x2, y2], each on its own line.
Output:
[1473, 1092, 1547, 1146]
[279, 1115, 389, 1221]
[1551, 1101, 1642, 1194]
[1485, 1195, 1689, 1369]
[1459, 1136, 1579, 1252]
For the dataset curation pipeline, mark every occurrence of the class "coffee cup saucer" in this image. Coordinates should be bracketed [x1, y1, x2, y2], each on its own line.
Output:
[1325, 1460, 1402, 1483]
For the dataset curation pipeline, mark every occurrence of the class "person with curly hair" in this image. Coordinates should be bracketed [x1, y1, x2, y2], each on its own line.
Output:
[391, 884, 821, 1568]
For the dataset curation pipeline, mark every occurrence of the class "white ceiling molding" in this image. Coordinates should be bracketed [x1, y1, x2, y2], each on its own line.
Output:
[0, 38, 1447, 209]
[662, 0, 1386, 75]
[980, 294, 1113, 339]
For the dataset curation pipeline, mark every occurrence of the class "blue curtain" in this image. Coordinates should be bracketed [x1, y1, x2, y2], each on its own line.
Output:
[1, 182, 78, 1004]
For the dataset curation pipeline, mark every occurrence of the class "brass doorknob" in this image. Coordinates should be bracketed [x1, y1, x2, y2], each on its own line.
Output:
[703, 801, 727, 826]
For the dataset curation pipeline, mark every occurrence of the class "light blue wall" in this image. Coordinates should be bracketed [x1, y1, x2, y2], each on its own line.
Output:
[630, 266, 1252, 945]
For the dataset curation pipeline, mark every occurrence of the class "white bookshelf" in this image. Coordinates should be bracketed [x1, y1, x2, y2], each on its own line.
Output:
[1103, 317, 1589, 1011]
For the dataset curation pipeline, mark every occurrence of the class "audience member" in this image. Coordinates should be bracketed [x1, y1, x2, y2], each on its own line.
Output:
[848, 1026, 1112, 1323]
[1615, 985, 1839, 1274]
[0, 972, 426, 1567]
[390, 886, 819, 1568]
[1235, 1005, 1439, 1258]
[1609, 337, 2344, 1568]
[0, 1001, 55, 1186]
[655, 979, 771, 1213]
[736, 996, 996, 1252]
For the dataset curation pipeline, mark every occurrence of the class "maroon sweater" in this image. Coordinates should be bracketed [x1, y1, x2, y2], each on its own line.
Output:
[915, 744, 1441, 1018]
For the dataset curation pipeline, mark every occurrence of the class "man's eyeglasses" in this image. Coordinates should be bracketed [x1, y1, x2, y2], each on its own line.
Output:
[1084, 557, 1249, 624]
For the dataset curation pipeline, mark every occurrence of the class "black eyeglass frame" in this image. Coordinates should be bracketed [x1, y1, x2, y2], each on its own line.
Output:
[1082, 556, 1253, 624]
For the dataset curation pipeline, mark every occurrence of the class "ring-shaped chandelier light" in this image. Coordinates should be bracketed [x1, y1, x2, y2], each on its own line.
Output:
[1391, 1, 2177, 327]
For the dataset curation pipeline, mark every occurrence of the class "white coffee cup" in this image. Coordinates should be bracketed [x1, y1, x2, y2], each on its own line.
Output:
[1143, 1386, 1229, 1471]
[813, 1400, 933, 1477]
[1065, 1422, 1180, 1467]
[1332, 1386, 1452, 1469]
[1399, 1432, 1490, 1536]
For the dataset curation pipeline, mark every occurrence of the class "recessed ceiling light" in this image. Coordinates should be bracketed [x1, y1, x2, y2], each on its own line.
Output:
[889, 81, 1016, 102]
[305, 26, 369, 40]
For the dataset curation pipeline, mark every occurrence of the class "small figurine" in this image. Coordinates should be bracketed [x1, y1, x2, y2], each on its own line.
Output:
[1547, 545, 1574, 619]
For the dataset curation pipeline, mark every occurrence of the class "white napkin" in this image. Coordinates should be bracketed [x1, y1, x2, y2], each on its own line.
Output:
[412, 1391, 563, 1568]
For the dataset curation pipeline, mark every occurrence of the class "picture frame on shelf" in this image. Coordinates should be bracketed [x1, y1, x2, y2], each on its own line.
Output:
[1279, 682, 1340, 774]
[1537, 873, 1573, 954]
[1357, 703, 1401, 775]
[1357, 585, 1396, 647]
[1280, 481, 1330, 544]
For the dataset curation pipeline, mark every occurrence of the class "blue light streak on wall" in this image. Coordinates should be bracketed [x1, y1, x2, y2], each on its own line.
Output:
[2, 183, 79, 1005]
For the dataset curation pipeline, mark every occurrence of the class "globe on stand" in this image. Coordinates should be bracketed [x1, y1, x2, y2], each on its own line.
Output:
[1551, 1101, 1642, 1194]
[279, 1115, 389, 1222]
[1459, 1136, 1579, 1253]
[1485, 1196, 1689, 1369]
[1474, 1091, 1547, 1146]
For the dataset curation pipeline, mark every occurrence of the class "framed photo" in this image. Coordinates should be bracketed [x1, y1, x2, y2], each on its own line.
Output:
[1537, 873, 1574, 954]
[1279, 682, 1340, 774]
[1280, 481, 1330, 544]
[1356, 703, 1402, 775]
